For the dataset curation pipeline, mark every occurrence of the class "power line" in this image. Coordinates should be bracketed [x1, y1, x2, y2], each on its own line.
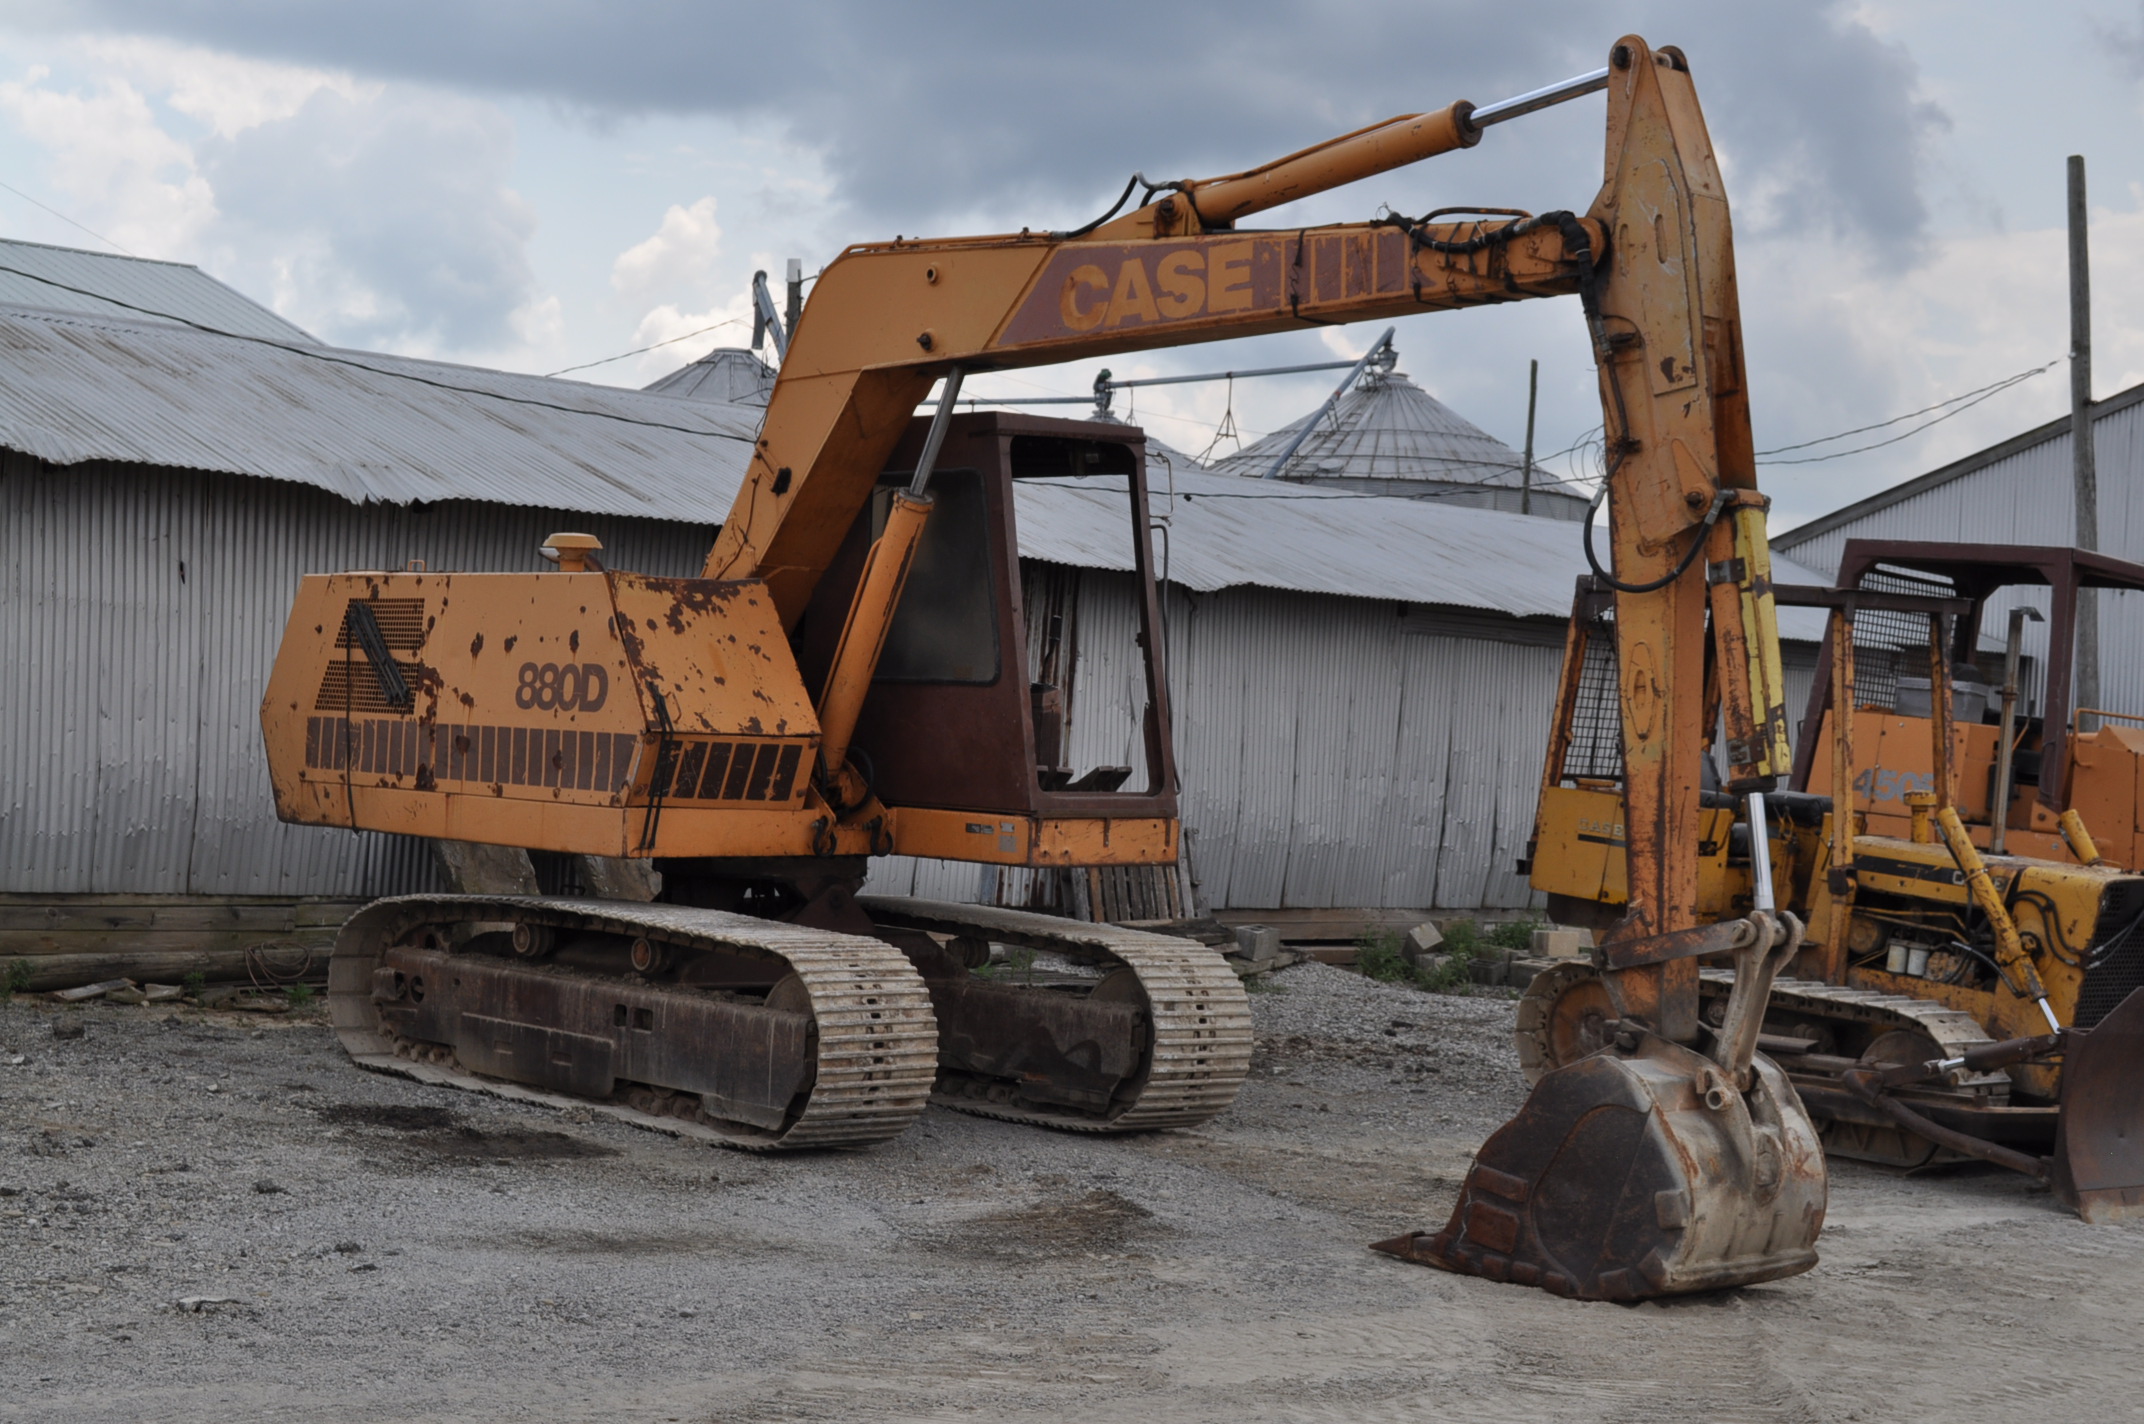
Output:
[0, 260, 756, 446]
[0, 177, 136, 256]
[1755, 360, 2058, 465]
[544, 316, 750, 377]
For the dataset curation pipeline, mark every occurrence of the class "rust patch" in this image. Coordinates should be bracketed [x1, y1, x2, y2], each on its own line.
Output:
[570, 629, 581, 653]
[503, 635, 517, 653]
[469, 631, 484, 659]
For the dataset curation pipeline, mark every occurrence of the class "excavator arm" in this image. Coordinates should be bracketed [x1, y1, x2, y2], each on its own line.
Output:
[721, 37, 1792, 1000]
[706, 211, 1595, 617]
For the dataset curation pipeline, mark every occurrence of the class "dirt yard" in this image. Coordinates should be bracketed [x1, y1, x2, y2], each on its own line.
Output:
[2, 962, 2138, 1423]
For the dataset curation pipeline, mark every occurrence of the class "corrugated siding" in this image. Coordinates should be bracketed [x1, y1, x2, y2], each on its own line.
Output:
[1779, 396, 2144, 720]
[0, 458, 709, 895]
[865, 570, 1563, 912]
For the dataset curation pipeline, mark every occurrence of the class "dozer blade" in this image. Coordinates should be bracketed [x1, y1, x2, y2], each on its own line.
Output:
[1371, 1034, 1826, 1299]
[2052, 986, 2144, 1223]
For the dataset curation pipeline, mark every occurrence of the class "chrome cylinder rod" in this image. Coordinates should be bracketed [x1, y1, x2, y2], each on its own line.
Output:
[908, 367, 966, 498]
[1747, 791, 1777, 913]
[1470, 67, 1612, 129]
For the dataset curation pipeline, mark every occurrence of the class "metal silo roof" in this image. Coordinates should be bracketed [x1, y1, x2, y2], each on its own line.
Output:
[642, 346, 778, 405]
[1207, 361, 1525, 487]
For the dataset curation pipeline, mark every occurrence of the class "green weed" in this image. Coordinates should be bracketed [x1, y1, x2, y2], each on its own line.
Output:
[182, 971, 207, 1000]
[973, 945, 1038, 984]
[286, 983, 317, 1008]
[1353, 927, 1476, 994]
[1486, 917, 1542, 952]
[1354, 929, 1412, 983]
[1, 959, 31, 1000]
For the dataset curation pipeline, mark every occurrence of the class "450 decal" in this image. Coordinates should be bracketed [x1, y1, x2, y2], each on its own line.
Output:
[515, 661, 610, 713]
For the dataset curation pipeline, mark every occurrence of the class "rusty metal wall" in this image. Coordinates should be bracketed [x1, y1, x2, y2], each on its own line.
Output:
[0, 457, 711, 895]
[868, 569, 1568, 912]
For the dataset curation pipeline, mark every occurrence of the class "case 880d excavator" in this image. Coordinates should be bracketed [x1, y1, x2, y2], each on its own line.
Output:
[264, 34, 1825, 1299]
[1523, 569, 2144, 1221]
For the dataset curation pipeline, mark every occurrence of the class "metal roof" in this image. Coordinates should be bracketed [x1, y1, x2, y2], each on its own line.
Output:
[1014, 466, 1832, 638]
[0, 237, 319, 343]
[1207, 360, 1531, 488]
[642, 346, 778, 405]
[0, 297, 1822, 634]
[0, 302, 759, 525]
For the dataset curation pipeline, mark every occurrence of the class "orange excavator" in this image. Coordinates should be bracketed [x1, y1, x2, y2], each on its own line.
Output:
[262, 35, 1822, 1297]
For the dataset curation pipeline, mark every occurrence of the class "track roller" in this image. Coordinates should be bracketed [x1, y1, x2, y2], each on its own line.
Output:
[329, 895, 939, 1151]
[859, 896, 1253, 1133]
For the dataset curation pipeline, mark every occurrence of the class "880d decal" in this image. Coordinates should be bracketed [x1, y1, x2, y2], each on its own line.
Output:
[515, 661, 610, 712]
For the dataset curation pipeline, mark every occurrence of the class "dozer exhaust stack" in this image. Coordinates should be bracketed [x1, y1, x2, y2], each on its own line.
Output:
[1374, 912, 1826, 1298]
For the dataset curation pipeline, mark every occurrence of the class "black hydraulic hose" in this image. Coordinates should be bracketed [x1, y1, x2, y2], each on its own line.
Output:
[1583, 487, 1734, 595]
[1051, 174, 1143, 241]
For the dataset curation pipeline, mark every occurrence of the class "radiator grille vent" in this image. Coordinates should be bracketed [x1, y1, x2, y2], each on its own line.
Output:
[334, 597, 427, 650]
[315, 659, 427, 714]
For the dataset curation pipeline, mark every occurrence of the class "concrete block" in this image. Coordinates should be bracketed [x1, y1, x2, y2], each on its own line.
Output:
[1467, 954, 1511, 987]
[1401, 921, 1444, 965]
[1233, 925, 1282, 962]
[1532, 928, 1592, 959]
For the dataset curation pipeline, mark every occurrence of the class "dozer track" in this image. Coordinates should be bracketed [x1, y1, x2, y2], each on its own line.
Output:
[330, 895, 939, 1151]
[860, 897, 1253, 1133]
[1698, 971, 2032, 1168]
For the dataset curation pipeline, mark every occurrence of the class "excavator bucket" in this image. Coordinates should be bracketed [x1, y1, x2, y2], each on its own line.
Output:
[2052, 986, 2144, 1223]
[1375, 913, 1827, 1299]
[1372, 1033, 1826, 1298]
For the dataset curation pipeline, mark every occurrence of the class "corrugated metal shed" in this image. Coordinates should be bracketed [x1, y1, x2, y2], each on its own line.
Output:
[0, 302, 759, 522]
[0, 457, 711, 895]
[1206, 351, 1590, 520]
[1775, 379, 2144, 720]
[0, 237, 319, 343]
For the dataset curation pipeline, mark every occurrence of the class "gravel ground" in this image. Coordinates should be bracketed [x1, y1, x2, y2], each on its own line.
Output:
[1, 961, 2138, 1423]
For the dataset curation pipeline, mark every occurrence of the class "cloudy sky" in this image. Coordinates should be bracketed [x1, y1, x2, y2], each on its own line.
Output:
[0, 1, 2138, 527]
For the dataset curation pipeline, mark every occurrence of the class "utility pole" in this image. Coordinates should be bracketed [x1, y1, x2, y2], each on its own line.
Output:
[1520, 358, 1539, 517]
[2070, 155, 2100, 731]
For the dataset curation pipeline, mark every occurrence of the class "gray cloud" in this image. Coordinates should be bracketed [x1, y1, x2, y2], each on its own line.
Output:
[39, 1, 1940, 253]
[200, 85, 536, 350]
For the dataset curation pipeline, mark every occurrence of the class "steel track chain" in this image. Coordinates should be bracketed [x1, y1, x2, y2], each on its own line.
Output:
[1698, 969, 2009, 1096]
[858, 897, 1253, 1133]
[329, 894, 939, 1151]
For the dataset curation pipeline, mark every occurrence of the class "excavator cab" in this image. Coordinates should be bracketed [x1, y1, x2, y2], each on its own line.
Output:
[795, 412, 1179, 861]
